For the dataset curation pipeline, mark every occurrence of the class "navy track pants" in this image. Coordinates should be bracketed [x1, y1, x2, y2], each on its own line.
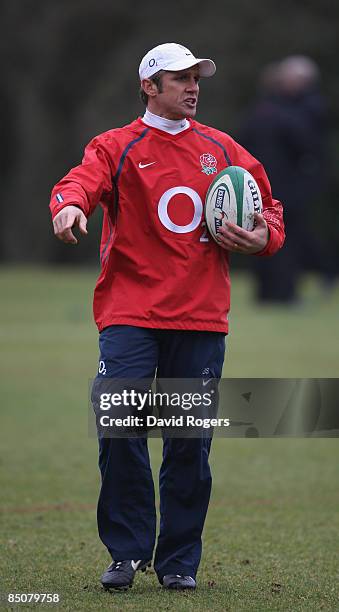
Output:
[95, 325, 225, 582]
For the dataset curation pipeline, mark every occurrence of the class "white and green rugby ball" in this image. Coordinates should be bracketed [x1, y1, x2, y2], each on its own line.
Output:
[204, 166, 263, 243]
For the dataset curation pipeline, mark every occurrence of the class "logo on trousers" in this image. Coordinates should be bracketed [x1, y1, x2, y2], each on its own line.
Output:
[98, 361, 106, 375]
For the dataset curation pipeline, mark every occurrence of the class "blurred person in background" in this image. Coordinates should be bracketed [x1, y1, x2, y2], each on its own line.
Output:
[239, 55, 333, 304]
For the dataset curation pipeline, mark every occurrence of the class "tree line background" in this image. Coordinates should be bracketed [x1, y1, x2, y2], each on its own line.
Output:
[2, 0, 338, 266]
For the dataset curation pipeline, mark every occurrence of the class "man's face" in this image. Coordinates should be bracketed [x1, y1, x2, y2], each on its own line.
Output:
[146, 66, 200, 120]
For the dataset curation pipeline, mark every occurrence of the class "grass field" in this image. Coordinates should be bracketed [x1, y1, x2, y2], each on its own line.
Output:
[1, 267, 339, 611]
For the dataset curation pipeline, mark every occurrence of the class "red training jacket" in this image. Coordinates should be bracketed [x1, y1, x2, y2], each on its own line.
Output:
[50, 118, 285, 333]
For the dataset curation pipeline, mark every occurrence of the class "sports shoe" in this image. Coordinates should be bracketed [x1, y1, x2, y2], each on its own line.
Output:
[101, 559, 152, 590]
[162, 574, 196, 590]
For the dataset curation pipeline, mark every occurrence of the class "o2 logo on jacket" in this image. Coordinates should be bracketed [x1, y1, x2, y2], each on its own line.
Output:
[158, 186, 208, 242]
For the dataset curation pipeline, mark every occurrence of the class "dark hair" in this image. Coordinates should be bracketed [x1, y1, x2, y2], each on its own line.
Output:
[139, 70, 164, 106]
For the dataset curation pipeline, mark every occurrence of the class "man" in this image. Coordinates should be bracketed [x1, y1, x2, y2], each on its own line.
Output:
[238, 56, 331, 303]
[50, 43, 284, 591]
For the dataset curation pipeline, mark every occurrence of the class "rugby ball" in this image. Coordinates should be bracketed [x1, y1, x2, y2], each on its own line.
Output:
[204, 166, 263, 243]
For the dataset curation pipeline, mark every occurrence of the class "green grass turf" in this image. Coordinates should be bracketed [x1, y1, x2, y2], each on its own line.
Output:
[1, 266, 339, 611]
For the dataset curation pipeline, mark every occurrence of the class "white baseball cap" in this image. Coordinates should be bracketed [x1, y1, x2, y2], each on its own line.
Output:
[139, 42, 216, 80]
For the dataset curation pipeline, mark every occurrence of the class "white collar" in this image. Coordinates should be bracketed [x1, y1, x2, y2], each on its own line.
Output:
[142, 108, 190, 135]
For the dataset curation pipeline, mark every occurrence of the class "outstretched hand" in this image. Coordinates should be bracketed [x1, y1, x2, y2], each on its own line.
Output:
[53, 205, 88, 244]
[217, 213, 269, 254]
